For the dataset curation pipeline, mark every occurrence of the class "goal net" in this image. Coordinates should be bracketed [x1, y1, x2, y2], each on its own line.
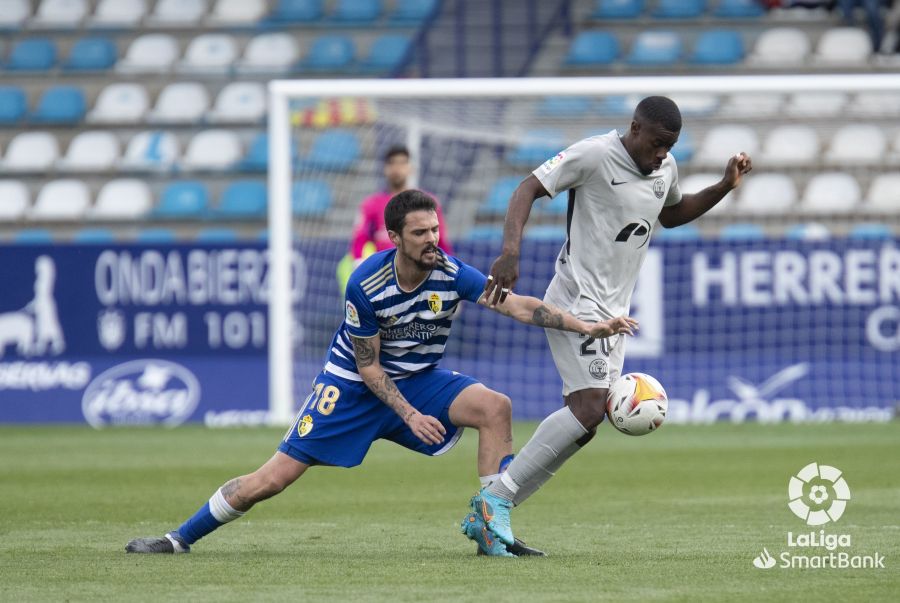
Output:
[268, 76, 900, 426]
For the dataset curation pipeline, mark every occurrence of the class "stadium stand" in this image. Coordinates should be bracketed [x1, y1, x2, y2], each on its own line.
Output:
[208, 82, 267, 124]
[89, 0, 146, 28]
[182, 130, 243, 171]
[2, 132, 60, 172]
[0, 180, 30, 221]
[31, 179, 91, 221]
[92, 179, 153, 220]
[87, 83, 150, 124]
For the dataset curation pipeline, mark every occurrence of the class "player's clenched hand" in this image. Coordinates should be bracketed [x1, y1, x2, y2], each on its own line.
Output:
[405, 411, 446, 445]
[588, 316, 638, 339]
[723, 152, 752, 189]
[485, 253, 519, 306]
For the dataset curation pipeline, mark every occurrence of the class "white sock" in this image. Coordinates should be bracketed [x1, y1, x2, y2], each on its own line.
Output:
[480, 473, 500, 488]
[209, 488, 246, 523]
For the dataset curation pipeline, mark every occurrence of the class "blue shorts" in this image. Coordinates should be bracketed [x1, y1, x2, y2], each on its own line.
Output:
[277, 368, 478, 468]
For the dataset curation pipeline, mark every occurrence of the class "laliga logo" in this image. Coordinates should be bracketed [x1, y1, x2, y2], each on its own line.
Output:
[788, 462, 851, 526]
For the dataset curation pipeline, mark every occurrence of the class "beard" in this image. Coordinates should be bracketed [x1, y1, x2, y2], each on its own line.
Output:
[402, 246, 438, 271]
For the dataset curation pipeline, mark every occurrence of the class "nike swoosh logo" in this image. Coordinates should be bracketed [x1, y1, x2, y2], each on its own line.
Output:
[611, 178, 627, 186]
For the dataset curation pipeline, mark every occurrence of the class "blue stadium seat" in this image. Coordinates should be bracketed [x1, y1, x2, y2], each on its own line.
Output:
[538, 192, 568, 215]
[74, 228, 116, 243]
[479, 177, 519, 216]
[360, 35, 411, 72]
[13, 229, 54, 244]
[626, 31, 682, 66]
[537, 96, 593, 118]
[217, 181, 268, 218]
[196, 228, 239, 242]
[597, 95, 635, 115]
[592, 0, 644, 19]
[564, 31, 619, 66]
[331, 0, 381, 23]
[30, 86, 86, 124]
[506, 129, 565, 168]
[292, 180, 332, 217]
[303, 130, 360, 171]
[524, 225, 567, 241]
[239, 133, 299, 172]
[136, 228, 176, 243]
[268, 0, 323, 22]
[720, 223, 765, 241]
[156, 182, 210, 219]
[302, 35, 355, 71]
[0, 86, 27, 123]
[388, 0, 439, 25]
[714, 0, 765, 18]
[464, 225, 503, 241]
[653, 0, 705, 19]
[670, 130, 694, 162]
[7, 38, 57, 71]
[655, 223, 700, 241]
[64, 37, 117, 71]
[849, 223, 893, 240]
[690, 30, 744, 65]
[784, 223, 830, 241]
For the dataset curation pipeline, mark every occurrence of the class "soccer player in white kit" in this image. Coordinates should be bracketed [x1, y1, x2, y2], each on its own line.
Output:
[470, 96, 753, 549]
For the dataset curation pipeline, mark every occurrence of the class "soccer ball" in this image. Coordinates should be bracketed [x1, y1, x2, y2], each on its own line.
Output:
[606, 373, 668, 436]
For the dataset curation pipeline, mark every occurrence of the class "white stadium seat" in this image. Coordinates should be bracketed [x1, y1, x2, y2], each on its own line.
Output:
[0, 181, 30, 221]
[735, 174, 797, 215]
[121, 131, 180, 170]
[694, 125, 759, 166]
[785, 92, 847, 118]
[800, 172, 861, 214]
[863, 174, 900, 214]
[58, 131, 120, 172]
[667, 93, 718, 116]
[178, 34, 238, 74]
[148, 82, 210, 124]
[850, 92, 900, 117]
[87, 83, 149, 124]
[825, 124, 887, 166]
[0, 0, 31, 28]
[814, 27, 871, 65]
[31, 179, 91, 221]
[1, 132, 60, 171]
[748, 27, 810, 66]
[92, 179, 152, 219]
[90, 0, 147, 27]
[208, 82, 266, 123]
[720, 93, 784, 119]
[760, 125, 819, 167]
[146, 0, 206, 26]
[206, 0, 267, 26]
[117, 34, 179, 73]
[237, 33, 299, 73]
[31, 0, 88, 28]
[679, 172, 734, 215]
[181, 130, 242, 170]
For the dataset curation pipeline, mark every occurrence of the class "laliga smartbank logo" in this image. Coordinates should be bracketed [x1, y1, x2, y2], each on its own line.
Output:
[752, 463, 885, 570]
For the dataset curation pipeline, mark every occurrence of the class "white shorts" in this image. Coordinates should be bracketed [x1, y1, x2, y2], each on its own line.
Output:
[545, 329, 625, 396]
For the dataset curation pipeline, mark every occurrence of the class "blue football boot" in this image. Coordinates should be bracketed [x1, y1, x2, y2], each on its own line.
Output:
[470, 488, 514, 546]
[460, 512, 514, 557]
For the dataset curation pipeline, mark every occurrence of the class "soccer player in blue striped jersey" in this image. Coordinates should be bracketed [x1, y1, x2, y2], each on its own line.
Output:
[125, 190, 637, 557]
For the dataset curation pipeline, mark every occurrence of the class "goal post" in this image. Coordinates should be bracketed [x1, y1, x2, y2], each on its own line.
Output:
[268, 75, 900, 426]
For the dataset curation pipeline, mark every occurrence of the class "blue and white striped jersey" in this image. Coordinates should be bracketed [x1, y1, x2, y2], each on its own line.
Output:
[324, 248, 487, 381]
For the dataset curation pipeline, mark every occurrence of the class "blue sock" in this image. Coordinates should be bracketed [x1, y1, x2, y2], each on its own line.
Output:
[498, 454, 515, 473]
[175, 488, 246, 545]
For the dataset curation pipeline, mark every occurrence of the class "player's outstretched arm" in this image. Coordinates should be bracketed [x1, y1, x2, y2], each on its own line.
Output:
[658, 152, 753, 228]
[481, 292, 638, 339]
[350, 334, 446, 445]
[484, 175, 550, 306]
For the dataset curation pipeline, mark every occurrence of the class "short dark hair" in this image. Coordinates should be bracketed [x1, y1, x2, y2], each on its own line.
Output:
[385, 190, 437, 234]
[384, 144, 410, 163]
[634, 96, 682, 132]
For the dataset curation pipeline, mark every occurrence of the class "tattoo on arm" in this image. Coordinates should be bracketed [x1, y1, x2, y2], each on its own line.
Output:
[368, 373, 414, 421]
[532, 304, 564, 329]
[351, 336, 377, 368]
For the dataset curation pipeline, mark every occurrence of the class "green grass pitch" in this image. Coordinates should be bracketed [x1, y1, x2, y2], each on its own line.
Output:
[1, 422, 898, 602]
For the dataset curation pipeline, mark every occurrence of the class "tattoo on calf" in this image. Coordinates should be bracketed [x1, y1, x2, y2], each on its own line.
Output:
[532, 305, 564, 329]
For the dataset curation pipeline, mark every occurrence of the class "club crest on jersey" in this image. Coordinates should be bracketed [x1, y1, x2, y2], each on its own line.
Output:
[428, 293, 442, 314]
[345, 301, 360, 328]
[298, 414, 314, 437]
[653, 178, 665, 199]
[589, 358, 608, 381]
[538, 151, 566, 175]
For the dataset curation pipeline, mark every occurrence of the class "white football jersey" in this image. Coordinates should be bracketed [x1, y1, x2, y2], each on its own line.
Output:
[533, 130, 681, 321]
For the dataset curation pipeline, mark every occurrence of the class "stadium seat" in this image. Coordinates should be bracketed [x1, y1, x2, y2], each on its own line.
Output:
[92, 179, 152, 219]
[784, 223, 830, 241]
[0, 0, 30, 29]
[87, 83, 149, 123]
[58, 131, 119, 172]
[564, 31, 619, 66]
[303, 131, 360, 171]
[147, 82, 210, 124]
[748, 27, 810, 66]
[292, 180, 333, 217]
[653, 0, 705, 19]
[824, 124, 886, 166]
[240, 133, 300, 172]
[719, 223, 765, 241]
[30, 86, 86, 124]
[734, 174, 797, 215]
[302, 35, 355, 71]
[156, 181, 209, 219]
[537, 96, 593, 118]
[800, 172, 861, 214]
[592, 0, 644, 20]
[182, 130, 242, 170]
[0, 86, 27, 124]
[714, 0, 764, 18]
[13, 229, 54, 244]
[31, 179, 91, 221]
[668, 93, 718, 116]
[537, 192, 568, 215]
[814, 27, 871, 65]
[31, 0, 87, 28]
[360, 35, 411, 72]
[147, 0, 205, 26]
[331, 0, 382, 23]
[73, 228, 115, 243]
[626, 31, 682, 66]
[862, 173, 900, 213]
[681, 173, 735, 216]
[136, 228, 176, 243]
[849, 223, 893, 240]
[388, 0, 439, 25]
[7, 39, 57, 71]
[690, 30, 744, 65]
[1, 132, 59, 171]
[785, 92, 847, 118]
[0, 181, 30, 221]
[121, 131, 180, 170]
[720, 93, 783, 118]
[479, 177, 519, 216]
[237, 33, 299, 73]
[89, 0, 146, 28]
[506, 129, 565, 167]
[206, 0, 267, 26]
[117, 34, 179, 73]
[694, 125, 759, 166]
[654, 223, 700, 241]
[216, 181, 267, 218]
[760, 125, 819, 167]
[524, 225, 567, 241]
[850, 91, 900, 117]
[196, 227, 239, 242]
[63, 37, 117, 70]
[269, 0, 323, 23]
[178, 34, 238, 74]
[670, 130, 693, 162]
[464, 225, 503, 241]
[208, 82, 266, 123]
